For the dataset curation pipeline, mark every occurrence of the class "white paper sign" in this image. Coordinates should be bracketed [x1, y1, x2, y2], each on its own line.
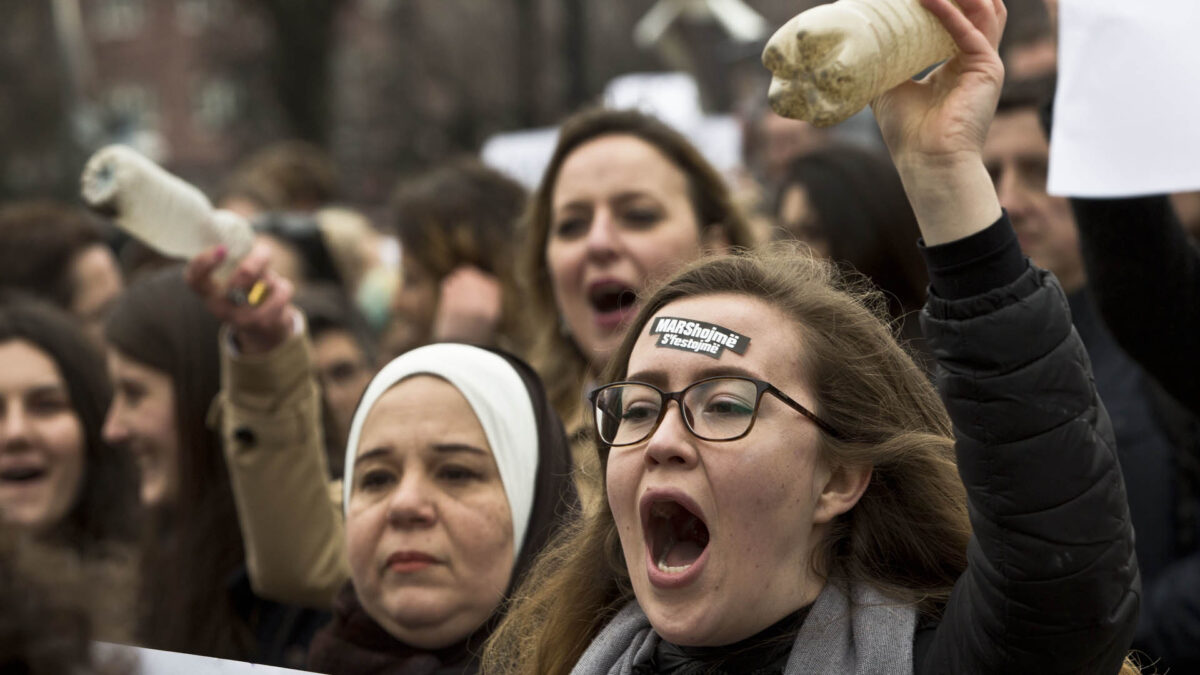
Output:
[1048, 0, 1200, 197]
[94, 643, 319, 675]
[480, 126, 560, 190]
[604, 72, 705, 135]
[481, 72, 745, 191]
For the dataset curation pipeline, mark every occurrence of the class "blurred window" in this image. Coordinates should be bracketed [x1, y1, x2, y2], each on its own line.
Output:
[92, 0, 146, 41]
[176, 0, 230, 35]
[193, 78, 239, 131]
[106, 84, 159, 129]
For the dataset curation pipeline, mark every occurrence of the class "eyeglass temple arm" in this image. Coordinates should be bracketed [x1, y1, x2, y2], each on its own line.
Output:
[768, 385, 846, 441]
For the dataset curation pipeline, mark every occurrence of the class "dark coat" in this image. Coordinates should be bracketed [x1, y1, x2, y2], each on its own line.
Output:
[914, 265, 1140, 674]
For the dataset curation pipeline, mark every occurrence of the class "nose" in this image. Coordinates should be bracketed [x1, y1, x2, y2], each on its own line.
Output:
[584, 208, 620, 262]
[995, 165, 1032, 222]
[643, 402, 699, 468]
[101, 402, 129, 446]
[0, 402, 31, 449]
[386, 470, 438, 529]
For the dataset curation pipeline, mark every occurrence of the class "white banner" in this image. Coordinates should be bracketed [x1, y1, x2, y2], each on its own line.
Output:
[94, 643, 319, 675]
[1048, 0, 1200, 197]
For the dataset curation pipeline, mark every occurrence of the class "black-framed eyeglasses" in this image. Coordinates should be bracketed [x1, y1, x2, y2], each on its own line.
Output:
[588, 376, 845, 447]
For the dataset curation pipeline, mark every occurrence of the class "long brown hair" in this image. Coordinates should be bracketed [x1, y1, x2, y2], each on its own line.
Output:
[518, 108, 759, 434]
[104, 266, 253, 659]
[484, 244, 969, 674]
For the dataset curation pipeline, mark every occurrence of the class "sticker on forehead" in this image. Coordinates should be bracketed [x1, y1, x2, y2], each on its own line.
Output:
[649, 316, 750, 359]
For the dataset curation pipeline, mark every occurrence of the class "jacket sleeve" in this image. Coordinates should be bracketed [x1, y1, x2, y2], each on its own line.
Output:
[1073, 195, 1200, 415]
[915, 266, 1140, 675]
[217, 324, 349, 609]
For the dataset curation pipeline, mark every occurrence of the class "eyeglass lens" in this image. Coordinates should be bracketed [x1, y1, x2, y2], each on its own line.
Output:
[594, 378, 760, 445]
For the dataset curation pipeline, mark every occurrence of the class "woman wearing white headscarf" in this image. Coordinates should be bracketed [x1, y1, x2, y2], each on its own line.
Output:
[186, 246, 578, 672]
[305, 343, 578, 673]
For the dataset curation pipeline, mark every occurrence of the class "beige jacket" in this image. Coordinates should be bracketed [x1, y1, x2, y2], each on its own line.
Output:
[217, 325, 348, 609]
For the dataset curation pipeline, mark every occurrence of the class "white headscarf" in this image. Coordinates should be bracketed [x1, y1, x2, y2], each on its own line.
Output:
[342, 343, 539, 563]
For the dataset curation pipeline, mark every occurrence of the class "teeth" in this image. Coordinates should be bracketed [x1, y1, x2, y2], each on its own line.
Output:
[657, 559, 692, 574]
[655, 530, 692, 574]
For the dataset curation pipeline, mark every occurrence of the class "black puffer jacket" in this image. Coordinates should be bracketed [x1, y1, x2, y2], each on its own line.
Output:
[915, 262, 1140, 674]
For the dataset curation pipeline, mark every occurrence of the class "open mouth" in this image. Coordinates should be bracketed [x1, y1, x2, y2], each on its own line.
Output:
[588, 283, 638, 316]
[646, 499, 710, 574]
[0, 466, 47, 483]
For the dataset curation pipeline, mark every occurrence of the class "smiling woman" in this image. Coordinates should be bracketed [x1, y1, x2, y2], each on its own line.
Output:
[0, 296, 139, 556]
[103, 267, 327, 666]
[305, 343, 577, 673]
[0, 340, 85, 530]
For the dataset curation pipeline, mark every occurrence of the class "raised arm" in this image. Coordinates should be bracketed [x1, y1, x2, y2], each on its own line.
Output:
[872, 0, 1004, 243]
[186, 244, 349, 608]
[872, 1, 1139, 672]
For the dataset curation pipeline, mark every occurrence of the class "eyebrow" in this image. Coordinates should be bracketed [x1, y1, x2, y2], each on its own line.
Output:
[625, 364, 760, 387]
[355, 442, 489, 464]
[114, 378, 147, 393]
[431, 443, 488, 456]
[556, 191, 660, 213]
[25, 384, 69, 398]
[610, 191, 659, 206]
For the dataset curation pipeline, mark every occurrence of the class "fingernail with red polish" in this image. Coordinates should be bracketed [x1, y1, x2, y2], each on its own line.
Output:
[214, 246, 228, 262]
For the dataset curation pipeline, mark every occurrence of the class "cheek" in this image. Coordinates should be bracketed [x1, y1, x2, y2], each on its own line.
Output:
[545, 242, 581, 293]
[46, 415, 84, 459]
[53, 422, 85, 485]
[464, 493, 514, 554]
[41, 418, 86, 515]
[717, 449, 821, 554]
[636, 226, 702, 274]
[328, 383, 355, 405]
[605, 454, 641, 538]
[1049, 208, 1080, 247]
[605, 453, 635, 502]
[345, 506, 384, 585]
[451, 495, 516, 588]
[153, 403, 180, 446]
[545, 248, 589, 331]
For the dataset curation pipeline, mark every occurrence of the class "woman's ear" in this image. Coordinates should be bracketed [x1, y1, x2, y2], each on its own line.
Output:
[701, 224, 732, 254]
[813, 464, 872, 525]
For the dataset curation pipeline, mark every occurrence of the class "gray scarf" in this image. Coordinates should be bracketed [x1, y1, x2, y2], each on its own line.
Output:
[570, 582, 916, 675]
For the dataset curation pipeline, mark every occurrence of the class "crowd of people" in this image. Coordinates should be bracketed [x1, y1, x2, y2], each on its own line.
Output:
[2, 0, 1197, 673]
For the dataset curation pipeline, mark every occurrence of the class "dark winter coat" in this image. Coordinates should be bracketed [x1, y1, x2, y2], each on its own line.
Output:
[912, 261, 1140, 674]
